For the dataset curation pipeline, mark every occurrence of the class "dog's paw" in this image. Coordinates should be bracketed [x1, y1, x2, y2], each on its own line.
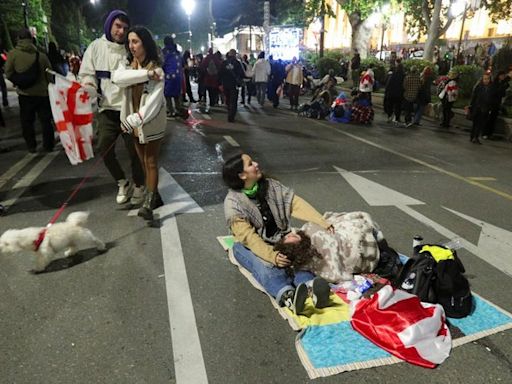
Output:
[64, 248, 77, 257]
[97, 242, 107, 252]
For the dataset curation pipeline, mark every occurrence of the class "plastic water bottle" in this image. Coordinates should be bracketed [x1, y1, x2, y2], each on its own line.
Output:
[413, 235, 423, 248]
[443, 237, 463, 250]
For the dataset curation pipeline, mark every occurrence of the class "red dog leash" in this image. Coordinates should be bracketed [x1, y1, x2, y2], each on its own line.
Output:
[33, 138, 118, 251]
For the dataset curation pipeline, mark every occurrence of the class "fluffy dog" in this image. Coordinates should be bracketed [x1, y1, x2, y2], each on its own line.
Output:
[0, 211, 105, 272]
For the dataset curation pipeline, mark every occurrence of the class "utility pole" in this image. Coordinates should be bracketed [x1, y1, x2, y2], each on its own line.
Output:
[22, 2, 29, 29]
[319, 0, 325, 58]
[263, 1, 270, 56]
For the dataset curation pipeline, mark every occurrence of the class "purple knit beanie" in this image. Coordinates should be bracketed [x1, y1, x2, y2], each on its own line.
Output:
[104, 10, 129, 42]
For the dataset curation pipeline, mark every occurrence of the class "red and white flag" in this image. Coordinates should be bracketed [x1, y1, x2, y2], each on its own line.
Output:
[351, 285, 452, 368]
[48, 76, 94, 165]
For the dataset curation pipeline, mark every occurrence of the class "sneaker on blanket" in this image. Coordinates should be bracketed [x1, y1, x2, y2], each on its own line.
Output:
[312, 277, 331, 309]
[293, 283, 309, 315]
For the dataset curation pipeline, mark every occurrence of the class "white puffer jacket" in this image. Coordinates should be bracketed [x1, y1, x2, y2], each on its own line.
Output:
[79, 35, 127, 112]
[252, 58, 271, 83]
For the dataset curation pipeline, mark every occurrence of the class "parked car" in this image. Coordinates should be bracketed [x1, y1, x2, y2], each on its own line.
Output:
[374, 50, 392, 61]
[410, 50, 424, 60]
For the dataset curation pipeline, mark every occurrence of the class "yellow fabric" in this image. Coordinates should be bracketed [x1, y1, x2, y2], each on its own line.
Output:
[421, 245, 455, 262]
[230, 195, 329, 265]
[285, 294, 350, 327]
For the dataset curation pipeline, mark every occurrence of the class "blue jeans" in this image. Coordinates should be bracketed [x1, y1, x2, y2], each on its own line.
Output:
[232, 242, 315, 304]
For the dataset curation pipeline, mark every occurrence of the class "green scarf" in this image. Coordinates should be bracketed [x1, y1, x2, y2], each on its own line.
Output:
[242, 182, 259, 198]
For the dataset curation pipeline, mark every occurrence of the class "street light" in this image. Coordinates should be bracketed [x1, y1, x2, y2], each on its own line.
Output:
[21, 2, 29, 28]
[181, 0, 196, 53]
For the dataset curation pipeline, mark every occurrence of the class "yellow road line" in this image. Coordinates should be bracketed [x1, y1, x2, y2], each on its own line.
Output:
[311, 120, 512, 201]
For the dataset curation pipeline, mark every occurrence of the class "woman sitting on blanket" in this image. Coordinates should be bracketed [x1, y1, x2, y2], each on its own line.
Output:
[274, 211, 401, 283]
[223, 152, 334, 315]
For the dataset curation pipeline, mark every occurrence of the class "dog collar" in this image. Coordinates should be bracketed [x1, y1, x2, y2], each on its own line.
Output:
[33, 228, 48, 251]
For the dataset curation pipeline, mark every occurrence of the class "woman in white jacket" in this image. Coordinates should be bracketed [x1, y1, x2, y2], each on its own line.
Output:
[112, 26, 166, 220]
[252, 52, 271, 106]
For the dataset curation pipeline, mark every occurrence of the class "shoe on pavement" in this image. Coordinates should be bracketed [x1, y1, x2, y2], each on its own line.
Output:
[116, 179, 134, 204]
[279, 289, 295, 309]
[130, 185, 145, 205]
[312, 277, 331, 309]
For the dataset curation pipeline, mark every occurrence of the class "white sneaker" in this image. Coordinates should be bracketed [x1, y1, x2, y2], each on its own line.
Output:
[116, 179, 133, 204]
[130, 185, 145, 205]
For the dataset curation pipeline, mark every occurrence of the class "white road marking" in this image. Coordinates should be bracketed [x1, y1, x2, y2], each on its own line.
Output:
[335, 166, 512, 276]
[1, 152, 59, 208]
[0, 152, 37, 190]
[127, 169, 208, 378]
[224, 135, 240, 147]
[155, 168, 207, 383]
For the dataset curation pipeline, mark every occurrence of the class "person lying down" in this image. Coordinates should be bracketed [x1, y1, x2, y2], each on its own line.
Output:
[274, 211, 385, 284]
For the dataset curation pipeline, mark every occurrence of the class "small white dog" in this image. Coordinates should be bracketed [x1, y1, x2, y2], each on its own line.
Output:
[0, 211, 106, 272]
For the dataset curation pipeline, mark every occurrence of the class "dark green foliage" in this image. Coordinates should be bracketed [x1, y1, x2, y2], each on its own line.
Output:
[492, 41, 512, 75]
[317, 57, 341, 77]
[452, 64, 484, 98]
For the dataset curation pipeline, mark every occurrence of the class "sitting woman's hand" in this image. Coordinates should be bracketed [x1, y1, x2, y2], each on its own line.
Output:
[275, 252, 291, 268]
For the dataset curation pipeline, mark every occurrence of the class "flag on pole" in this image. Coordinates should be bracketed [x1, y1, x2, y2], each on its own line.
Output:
[48, 74, 94, 165]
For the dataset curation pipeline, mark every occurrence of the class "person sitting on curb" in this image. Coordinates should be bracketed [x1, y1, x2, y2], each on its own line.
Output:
[223, 152, 334, 314]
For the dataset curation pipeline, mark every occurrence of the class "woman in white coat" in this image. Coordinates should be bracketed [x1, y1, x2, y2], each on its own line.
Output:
[112, 26, 166, 220]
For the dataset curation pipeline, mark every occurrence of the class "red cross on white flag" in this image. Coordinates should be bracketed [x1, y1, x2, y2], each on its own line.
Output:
[48, 76, 94, 165]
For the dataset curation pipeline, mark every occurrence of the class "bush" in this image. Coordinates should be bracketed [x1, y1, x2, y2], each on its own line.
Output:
[402, 59, 438, 78]
[302, 50, 319, 66]
[317, 57, 342, 78]
[360, 57, 387, 84]
[492, 40, 512, 76]
[452, 64, 484, 98]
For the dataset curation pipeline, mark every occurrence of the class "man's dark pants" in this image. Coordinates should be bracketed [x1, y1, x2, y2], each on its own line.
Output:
[96, 110, 144, 185]
[224, 87, 238, 122]
[18, 95, 54, 151]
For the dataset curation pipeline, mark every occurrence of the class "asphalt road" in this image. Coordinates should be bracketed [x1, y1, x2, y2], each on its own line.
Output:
[1, 90, 512, 384]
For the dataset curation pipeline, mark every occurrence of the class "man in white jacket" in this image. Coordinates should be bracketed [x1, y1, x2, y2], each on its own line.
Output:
[252, 52, 271, 106]
[79, 10, 145, 205]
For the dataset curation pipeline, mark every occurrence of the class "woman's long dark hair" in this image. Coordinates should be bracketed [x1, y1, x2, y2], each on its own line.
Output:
[125, 26, 161, 67]
[222, 152, 245, 190]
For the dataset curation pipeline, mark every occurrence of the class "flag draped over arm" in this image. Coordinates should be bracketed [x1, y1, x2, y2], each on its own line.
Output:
[48, 76, 94, 165]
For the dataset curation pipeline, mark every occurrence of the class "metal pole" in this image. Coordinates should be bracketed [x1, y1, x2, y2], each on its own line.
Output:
[380, 24, 385, 61]
[319, 0, 325, 58]
[188, 15, 192, 52]
[456, 5, 468, 64]
[22, 2, 29, 28]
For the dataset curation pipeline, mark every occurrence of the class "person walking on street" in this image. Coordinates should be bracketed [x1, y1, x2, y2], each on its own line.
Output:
[162, 36, 183, 118]
[200, 48, 221, 108]
[252, 51, 270, 106]
[268, 56, 286, 108]
[240, 54, 253, 106]
[0, 39, 9, 107]
[350, 50, 361, 90]
[413, 66, 433, 126]
[219, 49, 244, 123]
[484, 70, 510, 139]
[285, 57, 304, 110]
[5, 29, 54, 153]
[79, 10, 145, 206]
[468, 73, 492, 144]
[439, 70, 459, 128]
[182, 50, 196, 103]
[112, 26, 166, 220]
[383, 62, 405, 123]
[402, 66, 421, 127]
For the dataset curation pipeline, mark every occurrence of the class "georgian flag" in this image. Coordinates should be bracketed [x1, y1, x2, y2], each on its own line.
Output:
[351, 285, 452, 368]
[48, 76, 94, 165]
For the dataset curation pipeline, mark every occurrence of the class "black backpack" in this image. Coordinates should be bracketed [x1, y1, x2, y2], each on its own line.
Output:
[9, 51, 40, 89]
[394, 244, 473, 318]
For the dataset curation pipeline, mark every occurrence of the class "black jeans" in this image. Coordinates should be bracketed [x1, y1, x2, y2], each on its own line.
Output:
[0, 73, 8, 106]
[224, 87, 238, 122]
[96, 110, 144, 185]
[441, 99, 454, 127]
[18, 95, 54, 151]
[471, 110, 489, 141]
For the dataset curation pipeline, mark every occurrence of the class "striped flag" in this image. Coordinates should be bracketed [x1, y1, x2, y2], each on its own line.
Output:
[351, 285, 452, 368]
[48, 75, 94, 165]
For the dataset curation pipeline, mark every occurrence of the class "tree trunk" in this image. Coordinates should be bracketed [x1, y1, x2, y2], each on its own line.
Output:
[349, 12, 371, 58]
[423, 0, 443, 61]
